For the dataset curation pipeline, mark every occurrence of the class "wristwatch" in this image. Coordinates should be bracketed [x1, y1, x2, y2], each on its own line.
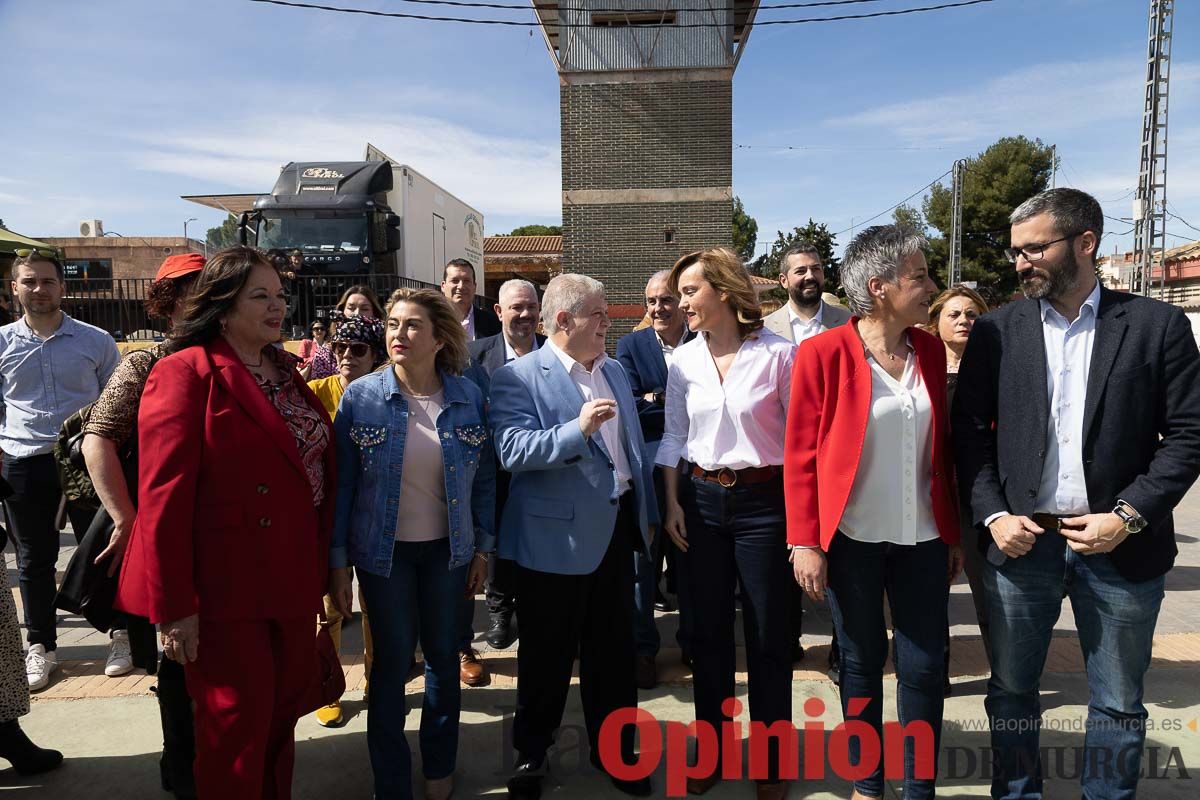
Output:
[652, 390, 666, 406]
[1113, 500, 1147, 534]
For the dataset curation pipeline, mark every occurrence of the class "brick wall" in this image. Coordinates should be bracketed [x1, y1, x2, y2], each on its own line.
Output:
[560, 76, 734, 340]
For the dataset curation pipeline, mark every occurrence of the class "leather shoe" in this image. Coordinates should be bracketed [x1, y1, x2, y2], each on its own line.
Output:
[685, 773, 721, 795]
[486, 612, 517, 649]
[653, 591, 674, 612]
[756, 781, 788, 800]
[459, 649, 486, 686]
[590, 752, 653, 796]
[506, 754, 545, 800]
[635, 655, 657, 690]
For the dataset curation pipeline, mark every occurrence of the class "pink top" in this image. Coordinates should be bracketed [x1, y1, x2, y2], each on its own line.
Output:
[394, 389, 449, 542]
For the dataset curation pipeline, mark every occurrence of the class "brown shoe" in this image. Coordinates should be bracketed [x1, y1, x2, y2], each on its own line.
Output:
[635, 655, 657, 690]
[459, 649, 485, 686]
[685, 773, 720, 795]
[756, 781, 788, 800]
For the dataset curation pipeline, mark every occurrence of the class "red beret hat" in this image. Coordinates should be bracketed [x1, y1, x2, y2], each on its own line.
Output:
[155, 253, 206, 282]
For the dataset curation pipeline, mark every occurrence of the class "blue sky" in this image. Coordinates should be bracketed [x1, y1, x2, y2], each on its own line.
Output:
[2, 0, 1197, 259]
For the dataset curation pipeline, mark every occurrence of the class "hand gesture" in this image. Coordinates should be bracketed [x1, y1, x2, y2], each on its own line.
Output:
[578, 399, 618, 438]
[987, 514, 1044, 558]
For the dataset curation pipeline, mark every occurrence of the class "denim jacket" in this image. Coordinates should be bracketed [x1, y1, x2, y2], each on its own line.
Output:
[330, 367, 497, 578]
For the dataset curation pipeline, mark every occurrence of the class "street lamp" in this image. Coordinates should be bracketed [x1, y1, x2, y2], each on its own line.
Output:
[184, 217, 198, 246]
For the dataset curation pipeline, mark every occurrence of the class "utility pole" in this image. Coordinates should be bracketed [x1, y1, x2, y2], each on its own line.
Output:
[948, 159, 967, 287]
[1132, 0, 1173, 297]
[1051, 144, 1057, 189]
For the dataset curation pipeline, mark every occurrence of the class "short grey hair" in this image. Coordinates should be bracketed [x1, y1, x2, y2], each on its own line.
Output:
[498, 278, 538, 305]
[1009, 188, 1104, 264]
[840, 225, 928, 318]
[541, 273, 605, 334]
[778, 241, 822, 275]
[644, 270, 672, 292]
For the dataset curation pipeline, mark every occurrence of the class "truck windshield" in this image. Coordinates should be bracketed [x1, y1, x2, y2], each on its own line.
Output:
[256, 213, 368, 253]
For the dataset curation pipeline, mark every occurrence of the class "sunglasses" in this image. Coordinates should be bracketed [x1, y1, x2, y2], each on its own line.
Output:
[14, 247, 61, 264]
[331, 341, 371, 358]
[311, 326, 327, 333]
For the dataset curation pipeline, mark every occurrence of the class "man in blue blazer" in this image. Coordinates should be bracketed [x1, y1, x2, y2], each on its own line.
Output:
[489, 274, 657, 800]
[615, 270, 695, 688]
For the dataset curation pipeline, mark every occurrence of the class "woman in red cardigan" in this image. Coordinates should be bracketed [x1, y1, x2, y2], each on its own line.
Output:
[785, 225, 963, 800]
[116, 246, 336, 800]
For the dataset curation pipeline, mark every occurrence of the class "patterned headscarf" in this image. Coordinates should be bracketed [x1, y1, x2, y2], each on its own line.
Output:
[330, 314, 385, 362]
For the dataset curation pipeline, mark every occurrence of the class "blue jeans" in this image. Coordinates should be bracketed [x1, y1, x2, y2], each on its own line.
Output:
[984, 529, 1164, 800]
[358, 539, 469, 800]
[825, 534, 949, 800]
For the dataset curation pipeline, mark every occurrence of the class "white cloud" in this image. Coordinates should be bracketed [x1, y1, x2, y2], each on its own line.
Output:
[126, 114, 562, 221]
[826, 58, 1200, 145]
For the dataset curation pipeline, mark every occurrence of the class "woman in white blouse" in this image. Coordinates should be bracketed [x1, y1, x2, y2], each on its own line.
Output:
[785, 225, 963, 800]
[657, 247, 795, 800]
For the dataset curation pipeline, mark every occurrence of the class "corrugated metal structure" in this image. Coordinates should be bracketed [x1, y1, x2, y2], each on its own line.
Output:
[533, 0, 759, 72]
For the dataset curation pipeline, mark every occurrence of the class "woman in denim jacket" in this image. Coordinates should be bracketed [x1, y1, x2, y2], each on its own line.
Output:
[329, 288, 496, 800]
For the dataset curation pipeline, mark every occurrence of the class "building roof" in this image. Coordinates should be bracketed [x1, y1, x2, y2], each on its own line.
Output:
[484, 235, 563, 255]
[1165, 239, 1200, 263]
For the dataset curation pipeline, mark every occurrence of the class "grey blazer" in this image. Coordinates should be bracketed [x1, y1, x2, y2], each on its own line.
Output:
[763, 300, 853, 343]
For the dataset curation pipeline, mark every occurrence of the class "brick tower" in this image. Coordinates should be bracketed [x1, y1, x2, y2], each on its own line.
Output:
[533, 1, 760, 334]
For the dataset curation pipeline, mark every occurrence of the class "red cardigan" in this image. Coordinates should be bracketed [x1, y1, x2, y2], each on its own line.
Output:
[115, 339, 336, 624]
[783, 321, 960, 551]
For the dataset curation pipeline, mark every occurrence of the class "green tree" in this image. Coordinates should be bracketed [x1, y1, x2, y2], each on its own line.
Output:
[893, 204, 926, 233]
[752, 219, 842, 295]
[922, 136, 1055, 295]
[732, 196, 759, 262]
[206, 215, 240, 249]
[508, 224, 562, 236]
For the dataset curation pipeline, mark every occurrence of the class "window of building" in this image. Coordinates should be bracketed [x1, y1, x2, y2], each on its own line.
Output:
[63, 259, 113, 289]
[591, 11, 677, 26]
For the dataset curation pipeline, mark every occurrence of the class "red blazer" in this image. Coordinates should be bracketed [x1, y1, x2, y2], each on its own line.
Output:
[783, 321, 960, 551]
[116, 339, 336, 624]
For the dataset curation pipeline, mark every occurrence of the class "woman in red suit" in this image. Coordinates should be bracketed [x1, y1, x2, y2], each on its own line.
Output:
[116, 246, 336, 799]
[785, 225, 963, 800]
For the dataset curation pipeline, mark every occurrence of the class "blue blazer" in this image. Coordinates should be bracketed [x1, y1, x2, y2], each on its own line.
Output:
[488, 344, 658, 575]
[615, 326, 694, 444]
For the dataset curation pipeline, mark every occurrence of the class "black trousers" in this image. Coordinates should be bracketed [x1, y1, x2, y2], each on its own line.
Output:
[513, 492, 639, 762]
[2, 452, 92, 650]
[485, 556, 517, 615]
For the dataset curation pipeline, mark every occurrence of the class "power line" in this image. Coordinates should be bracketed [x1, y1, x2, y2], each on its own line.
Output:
[355, 0, 900, 11]
[832, 168, 952, 237]
[735, 142, 950, 152]
[248, 0, 997, 27]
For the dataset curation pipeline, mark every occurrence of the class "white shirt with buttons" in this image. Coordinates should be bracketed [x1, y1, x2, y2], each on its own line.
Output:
[788, 302, 826, 344]
[1034, 281, 1099, 517]
[837, 340, 940, 545]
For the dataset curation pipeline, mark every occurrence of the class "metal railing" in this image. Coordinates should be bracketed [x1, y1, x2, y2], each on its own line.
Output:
[28, 274, 495, 341]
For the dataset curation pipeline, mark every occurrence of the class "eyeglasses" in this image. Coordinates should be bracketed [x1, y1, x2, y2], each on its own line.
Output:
[14, 248, 58, 259]
[311, 326, 327, 333]
[1003, 233, 1080, 264]
[331, 341, 371, 358]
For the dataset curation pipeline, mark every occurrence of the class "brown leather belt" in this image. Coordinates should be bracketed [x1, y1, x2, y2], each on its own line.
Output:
[690, 464, 782, 488]
[1031, 513, 1066, 531]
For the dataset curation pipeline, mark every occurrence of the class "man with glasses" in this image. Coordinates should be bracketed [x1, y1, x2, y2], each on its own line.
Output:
[1, 249, 120, 690]
[953, 188, 1200, 799]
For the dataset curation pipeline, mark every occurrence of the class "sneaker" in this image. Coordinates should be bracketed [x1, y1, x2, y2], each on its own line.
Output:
[26, 645, 57, 692]
[315, 701, 344, 728]
[104, 630, 134, 677]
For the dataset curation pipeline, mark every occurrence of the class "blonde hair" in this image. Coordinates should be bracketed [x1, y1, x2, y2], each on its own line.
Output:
[385, 288, 470, 375]
[668, 247, 763, 339]
[924, 285, 988, 336]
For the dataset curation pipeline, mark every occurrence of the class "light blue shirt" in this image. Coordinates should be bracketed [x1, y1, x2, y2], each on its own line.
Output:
[1036, 280, 1101, 516]
[0, 314, 121, 458]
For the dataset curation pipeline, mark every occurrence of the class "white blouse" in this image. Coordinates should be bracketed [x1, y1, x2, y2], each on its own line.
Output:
[655, 330, 795, 471]
[838, 344, 940, 545]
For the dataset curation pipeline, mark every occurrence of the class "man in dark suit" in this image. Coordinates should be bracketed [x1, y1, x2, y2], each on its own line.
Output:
[954, 188, 1200, 800]
[616, 270, 694, 689]
[462, 278, 546, 654]
[442, 258, 500, 341]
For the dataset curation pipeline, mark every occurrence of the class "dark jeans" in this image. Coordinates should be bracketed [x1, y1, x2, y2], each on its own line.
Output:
[825, 533, 949, 800]
[682, 474, 792, 782]
[2, 452, 93, 650]
[359, 538, 468, 799]
[984, 530, 1163, 800]
[512, 492, 639, 763]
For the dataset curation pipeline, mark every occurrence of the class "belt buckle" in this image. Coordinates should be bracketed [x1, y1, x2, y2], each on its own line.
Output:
[716, 467, 738, 488]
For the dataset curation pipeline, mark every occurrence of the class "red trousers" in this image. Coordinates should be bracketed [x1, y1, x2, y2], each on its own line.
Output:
[184, 616, 314, 800]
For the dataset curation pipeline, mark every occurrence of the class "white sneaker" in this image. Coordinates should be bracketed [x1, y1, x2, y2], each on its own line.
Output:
[104, 630, 134, 677]
[26, 645, 57, 691]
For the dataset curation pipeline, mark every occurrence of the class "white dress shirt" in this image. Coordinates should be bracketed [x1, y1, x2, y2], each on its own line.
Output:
[1035, 281, 1100, 516]
[546, 339, 633, 491]
[788, 303, 826, 344]
[461, 306, 477, 342]
[654, 329, 682, 370]
[503, 333, 539, 364]
[655, 331, 795, 471]
[839, 341, 941, 545]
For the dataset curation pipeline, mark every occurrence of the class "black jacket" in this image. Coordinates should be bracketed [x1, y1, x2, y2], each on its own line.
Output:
[615, 326, 696, 444]
[952, 286, 1200, 582]
[471, 305, 502, 340]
